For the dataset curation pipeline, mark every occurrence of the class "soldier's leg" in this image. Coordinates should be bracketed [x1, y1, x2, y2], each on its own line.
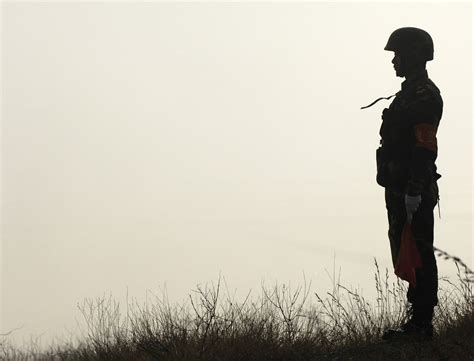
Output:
[385, 188, 406, 268]
[382, 184, 438, 341]
[407, 181, 439, 309]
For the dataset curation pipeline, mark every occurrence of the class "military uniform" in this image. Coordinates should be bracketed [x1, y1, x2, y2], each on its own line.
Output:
[377, 68, 443, 310]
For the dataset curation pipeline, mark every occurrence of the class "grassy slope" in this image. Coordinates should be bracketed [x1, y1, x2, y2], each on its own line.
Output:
[1, 257, 473, 361]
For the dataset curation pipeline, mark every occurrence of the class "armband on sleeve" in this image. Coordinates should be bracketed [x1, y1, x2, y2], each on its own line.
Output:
[407, 122, 438, 196]
[414, 123, 438, 153]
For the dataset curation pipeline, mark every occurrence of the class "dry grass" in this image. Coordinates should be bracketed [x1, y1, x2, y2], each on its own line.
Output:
[1, 247, 473, 361]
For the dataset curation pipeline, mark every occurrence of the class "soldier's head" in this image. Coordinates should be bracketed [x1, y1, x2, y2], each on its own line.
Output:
[384, 27, 434, 78]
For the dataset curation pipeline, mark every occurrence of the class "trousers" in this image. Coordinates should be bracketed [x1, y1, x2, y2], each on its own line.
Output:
[385, 181, 439, 307]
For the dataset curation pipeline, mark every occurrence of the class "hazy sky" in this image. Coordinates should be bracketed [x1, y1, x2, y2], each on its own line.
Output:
[1, 1, 472, 350]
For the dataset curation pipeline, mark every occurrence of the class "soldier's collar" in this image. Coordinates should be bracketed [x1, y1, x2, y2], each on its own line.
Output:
[401, 69, 429, 91]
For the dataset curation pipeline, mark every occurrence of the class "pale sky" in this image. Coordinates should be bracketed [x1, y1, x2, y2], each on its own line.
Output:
[1, 1, 472, 350]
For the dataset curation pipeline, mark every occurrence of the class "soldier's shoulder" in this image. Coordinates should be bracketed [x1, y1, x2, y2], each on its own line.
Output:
[413, 78, 443, 105]
[415, 78, 441, 97]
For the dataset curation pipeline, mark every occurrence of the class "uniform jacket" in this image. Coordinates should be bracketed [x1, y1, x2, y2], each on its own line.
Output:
[377, 69, 443, 195]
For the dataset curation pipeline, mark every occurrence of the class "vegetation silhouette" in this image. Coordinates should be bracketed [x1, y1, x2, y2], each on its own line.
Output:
[1, 248, 473, 360]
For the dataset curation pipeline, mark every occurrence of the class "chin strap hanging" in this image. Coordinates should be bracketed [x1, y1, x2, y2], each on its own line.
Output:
[360, 93, 397, 109]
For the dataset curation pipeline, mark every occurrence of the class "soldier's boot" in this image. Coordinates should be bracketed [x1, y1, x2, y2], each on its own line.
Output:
[382, 305, 434, 341]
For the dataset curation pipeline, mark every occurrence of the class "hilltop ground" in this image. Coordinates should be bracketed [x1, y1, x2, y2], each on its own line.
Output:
[2, 255, 473, 361]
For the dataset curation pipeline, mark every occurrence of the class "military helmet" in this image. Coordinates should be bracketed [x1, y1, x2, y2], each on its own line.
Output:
[384, 27, 434, 61]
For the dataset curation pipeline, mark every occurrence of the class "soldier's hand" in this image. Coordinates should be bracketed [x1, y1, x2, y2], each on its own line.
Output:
[405, 194, 422, 224]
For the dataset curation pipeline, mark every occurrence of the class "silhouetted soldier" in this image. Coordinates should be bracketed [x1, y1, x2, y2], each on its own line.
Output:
[373, 27, 443, 340]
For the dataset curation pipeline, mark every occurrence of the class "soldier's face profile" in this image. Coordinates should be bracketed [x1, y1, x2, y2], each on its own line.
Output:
[391, 52, 404, 78]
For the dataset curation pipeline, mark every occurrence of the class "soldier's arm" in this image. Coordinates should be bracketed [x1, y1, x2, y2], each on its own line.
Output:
[406, 89, 442, 196]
